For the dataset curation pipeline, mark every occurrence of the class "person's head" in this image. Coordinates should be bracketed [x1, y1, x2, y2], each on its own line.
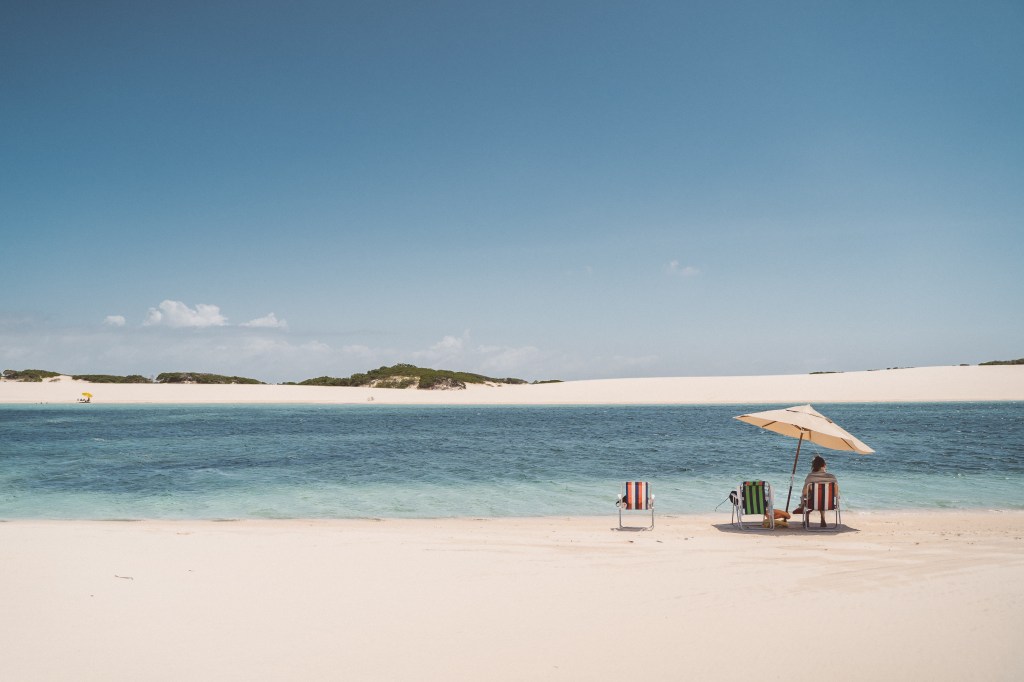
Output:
[811, 455, 827, 472]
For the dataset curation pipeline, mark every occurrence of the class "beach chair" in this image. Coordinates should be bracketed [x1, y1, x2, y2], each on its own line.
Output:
[801, 481, 841, 531]
[731, 480, 775, 530]
[616, 481, 654, 530]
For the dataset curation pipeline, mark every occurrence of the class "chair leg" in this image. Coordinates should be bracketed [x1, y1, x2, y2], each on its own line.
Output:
[804, 506, 841, 531]
[733, 505, 745, 529]
[825, 502, 841, 530]
[618, 506, 654, 531]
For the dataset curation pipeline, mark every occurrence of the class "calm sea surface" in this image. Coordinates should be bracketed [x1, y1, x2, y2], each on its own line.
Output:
[2, 402, 1022, 519]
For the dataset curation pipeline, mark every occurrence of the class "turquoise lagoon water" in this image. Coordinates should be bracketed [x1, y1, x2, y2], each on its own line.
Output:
[1, 402, 1022, 519]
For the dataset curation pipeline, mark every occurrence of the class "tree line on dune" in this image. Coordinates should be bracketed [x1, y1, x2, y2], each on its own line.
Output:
[1, 364, 565, 389]
[6, 358, 1018, 389]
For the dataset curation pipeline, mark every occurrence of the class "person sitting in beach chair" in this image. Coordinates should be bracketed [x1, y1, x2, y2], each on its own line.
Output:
[791, 455, 841, 529]
[616, 481, 654, 530]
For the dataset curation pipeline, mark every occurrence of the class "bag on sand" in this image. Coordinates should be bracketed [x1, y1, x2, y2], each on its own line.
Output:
[763, 509, 791, 529]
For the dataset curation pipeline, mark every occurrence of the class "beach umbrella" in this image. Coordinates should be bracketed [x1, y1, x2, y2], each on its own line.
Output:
[734, 404, 874, 511]
[81, 392, 92, 399]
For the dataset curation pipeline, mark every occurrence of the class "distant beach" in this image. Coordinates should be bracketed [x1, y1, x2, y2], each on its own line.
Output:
[1, 365, 1022, 404]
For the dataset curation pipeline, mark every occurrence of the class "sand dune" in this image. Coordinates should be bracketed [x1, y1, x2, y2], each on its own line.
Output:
[1, 365, 1022, 405]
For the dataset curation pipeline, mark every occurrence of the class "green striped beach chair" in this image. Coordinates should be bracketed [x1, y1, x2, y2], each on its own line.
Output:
[731, 480, 775, 530]
[616, 481, 655, 530]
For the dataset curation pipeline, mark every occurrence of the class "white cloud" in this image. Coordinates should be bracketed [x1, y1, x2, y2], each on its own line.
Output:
[143, 300, 228, 328]
[137, 301, 286, 330]
[103, 315, 126, 327]
[432, 335, 464, 352]
[241, 312, 288, 329]
[668, 260, 700, 277]
[412, 332, 470, 365]
[410, 332, 544, 378]
[339, 343, 375, 357]
[475, 344, 542, 376]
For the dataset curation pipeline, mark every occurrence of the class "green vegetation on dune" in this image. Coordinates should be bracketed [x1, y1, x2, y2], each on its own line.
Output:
[297, 363, 528, 390]
[290, 376, 351, 387]
[0, 358, 1016, 387]
[2, 369, 63, 381]
[3, 370, 154, 383]
[156, 372, 264, 385]
[3, 369, 262, 384]
[3, 365, 556, 387]
[72, 374, 152, 383]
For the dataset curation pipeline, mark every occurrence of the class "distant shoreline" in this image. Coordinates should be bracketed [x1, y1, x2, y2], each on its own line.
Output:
[1, 365, 1021, 405]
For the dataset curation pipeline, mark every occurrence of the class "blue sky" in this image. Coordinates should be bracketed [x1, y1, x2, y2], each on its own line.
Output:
[2, 1, 1022, 383]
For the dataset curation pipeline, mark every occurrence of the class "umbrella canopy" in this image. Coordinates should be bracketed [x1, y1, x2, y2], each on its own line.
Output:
[81, 392, 93, 398]
[734, 404, 874, 510]
[735, 404, 874, 454]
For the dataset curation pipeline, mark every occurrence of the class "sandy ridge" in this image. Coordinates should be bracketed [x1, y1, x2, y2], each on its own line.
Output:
[1, 364, 1022, 405]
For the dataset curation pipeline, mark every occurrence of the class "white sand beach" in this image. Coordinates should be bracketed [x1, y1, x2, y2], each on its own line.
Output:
[1, 365, 1022, 405]
[4, 366, 1022, 680]
[2, 513, 1022, 681]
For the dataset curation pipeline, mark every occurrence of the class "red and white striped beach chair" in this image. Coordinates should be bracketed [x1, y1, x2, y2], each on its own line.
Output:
[731, 480, 775, 530]
[801, 481, 841, 530]
[616, 481, 654, 530]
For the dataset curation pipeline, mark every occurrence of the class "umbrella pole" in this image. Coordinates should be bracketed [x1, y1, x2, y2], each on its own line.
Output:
[785, 433, 805, 512]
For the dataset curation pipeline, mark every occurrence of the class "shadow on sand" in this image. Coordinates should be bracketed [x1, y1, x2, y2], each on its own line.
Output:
[711, 521, 859, 535]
